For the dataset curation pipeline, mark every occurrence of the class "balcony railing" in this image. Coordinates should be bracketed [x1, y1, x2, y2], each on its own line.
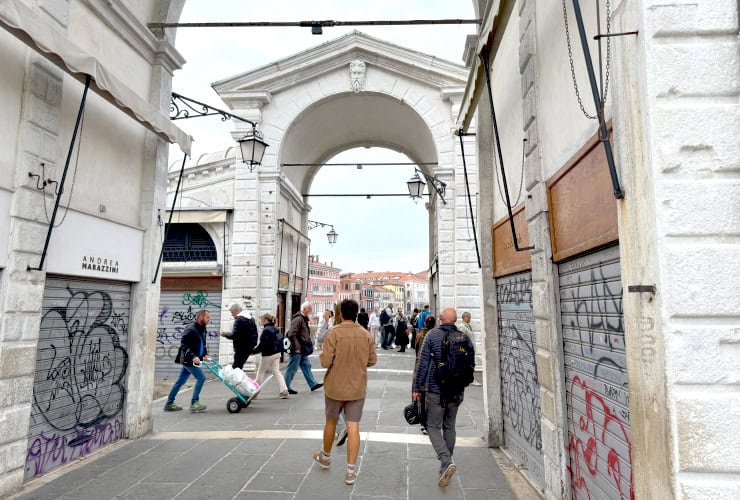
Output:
[163, 244, 217, 262]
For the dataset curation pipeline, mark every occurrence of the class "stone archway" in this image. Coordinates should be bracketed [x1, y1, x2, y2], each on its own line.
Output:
[208, 32, 480, 341]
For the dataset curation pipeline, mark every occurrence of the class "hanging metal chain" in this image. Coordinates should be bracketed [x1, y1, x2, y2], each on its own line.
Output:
[493, 137, 525, 208]
[44, 108, 85, 227]
[562, 0, 612, 120]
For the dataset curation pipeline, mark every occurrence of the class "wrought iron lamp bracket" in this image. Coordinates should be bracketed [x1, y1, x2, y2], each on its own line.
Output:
[415, 168, 447, 204]
[170, 92, 255, 126]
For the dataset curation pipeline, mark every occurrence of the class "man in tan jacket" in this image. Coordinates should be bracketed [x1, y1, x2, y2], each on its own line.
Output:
[313, 299, 377, 485]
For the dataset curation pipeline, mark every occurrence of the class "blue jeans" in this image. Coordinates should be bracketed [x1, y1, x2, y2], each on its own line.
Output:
[284, 353, 318, 389]
[167, 365, 206, 405]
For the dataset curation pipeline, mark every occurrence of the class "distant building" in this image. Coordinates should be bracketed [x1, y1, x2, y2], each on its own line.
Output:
[340, 271, 429, 314]
[306, 255, 340, 324]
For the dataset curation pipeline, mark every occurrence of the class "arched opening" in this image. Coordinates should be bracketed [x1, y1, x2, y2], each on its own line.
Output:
[163, 223, 218, 262]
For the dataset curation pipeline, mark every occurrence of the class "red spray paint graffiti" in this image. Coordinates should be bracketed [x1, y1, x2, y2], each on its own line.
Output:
[567, 375, 633, 500]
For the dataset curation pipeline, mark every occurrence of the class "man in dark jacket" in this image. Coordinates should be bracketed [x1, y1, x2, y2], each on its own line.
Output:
[413, 307, 473, 487]
[357, 307, 369, 330]
[284, 302, 323, 394]
[221, 303, 258, 369]
[165, 309, 211, 413]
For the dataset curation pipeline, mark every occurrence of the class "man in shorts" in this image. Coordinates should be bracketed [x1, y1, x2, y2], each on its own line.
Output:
[313, 299, 377, 485]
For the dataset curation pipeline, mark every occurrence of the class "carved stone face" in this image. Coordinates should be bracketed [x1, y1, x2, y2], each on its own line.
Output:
[349, 60, 366, 93]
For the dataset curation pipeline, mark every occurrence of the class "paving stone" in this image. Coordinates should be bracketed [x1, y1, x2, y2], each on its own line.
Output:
[141, 440, 239, 483]
[10, 351, 529, 500]
[232, 439, 284, 455]
[245, 472, 304, 492]
[176, 452, 263, 499]
[114, 482, 187, 499]
[236, 492, 293, 499]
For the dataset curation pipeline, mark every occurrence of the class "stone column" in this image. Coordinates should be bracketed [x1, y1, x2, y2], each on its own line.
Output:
[475, 91, 504, 447]
[518, 1, 570, 498]
[434, 168, 456, 311]
[124, 32, 185, 439]
[0, 4, 69, 494]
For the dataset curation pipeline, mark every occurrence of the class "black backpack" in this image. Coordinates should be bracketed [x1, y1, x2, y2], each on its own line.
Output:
[379, 309, 390, 324]
[434, 328, 475, 395]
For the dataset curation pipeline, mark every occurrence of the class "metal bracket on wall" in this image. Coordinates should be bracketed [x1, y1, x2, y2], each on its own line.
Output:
[480, 50, 534, 253]
[627, 285, 656, 294]
[571, 0, 625, 199]
[28, 75, 92, 271]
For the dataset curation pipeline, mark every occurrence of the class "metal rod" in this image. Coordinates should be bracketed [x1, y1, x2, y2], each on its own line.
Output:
[593, 31, 638, 39]
[171, 92, 255, 125]
[480, 52, 534, 252]
[152, 154, 188, 283]
[596, 0, 604, 104]
[572, 0, 624, 199]
[302, 193, 411, 197]
[31, 74, 92, 271]
[282, 162, 437, 167]
[459, 133, 481, 269]
[149, 19, 481, 30]
[278, 217, 310, 241]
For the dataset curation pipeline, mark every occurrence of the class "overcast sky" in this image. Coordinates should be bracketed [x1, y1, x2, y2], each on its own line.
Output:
[169, 1, 476, 273]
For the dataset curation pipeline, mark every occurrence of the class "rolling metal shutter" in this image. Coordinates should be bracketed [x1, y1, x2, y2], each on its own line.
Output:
[559, 245, 632, 500]
[155, 290, 222, 380]
[497, 271, 544, 487]
[26, 276, 131, 480]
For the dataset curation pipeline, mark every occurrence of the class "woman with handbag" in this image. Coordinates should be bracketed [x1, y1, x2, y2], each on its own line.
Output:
[253, 313, 289, 399]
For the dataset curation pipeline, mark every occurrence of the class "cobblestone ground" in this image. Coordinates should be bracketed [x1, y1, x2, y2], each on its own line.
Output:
[12, 351, 540, 500]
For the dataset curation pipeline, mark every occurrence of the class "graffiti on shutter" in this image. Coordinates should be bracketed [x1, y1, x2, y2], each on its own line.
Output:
[559, 245, 632, 500]
[26, 277, 130, 480]
[497, 271, 544, 487]
[155, 290, 221, 380]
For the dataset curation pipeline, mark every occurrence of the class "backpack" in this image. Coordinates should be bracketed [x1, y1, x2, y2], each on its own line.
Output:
[273, 327, 288, 353]
[434, 328, 475, 395]
[379, 309, 390, 324]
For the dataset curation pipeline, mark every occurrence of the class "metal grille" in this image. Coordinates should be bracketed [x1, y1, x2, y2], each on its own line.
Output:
[155, 290, 222, 380]
[559, 245, 632, 500]
[26, 276, 130, 480]
[496, 271, 544, 487]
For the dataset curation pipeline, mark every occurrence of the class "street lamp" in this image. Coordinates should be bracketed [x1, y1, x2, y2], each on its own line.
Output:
[237, 126, 268, 172]
[406, 168, 446, 204]
[170, 92, 270, 172]
[308, 219, 339, 246]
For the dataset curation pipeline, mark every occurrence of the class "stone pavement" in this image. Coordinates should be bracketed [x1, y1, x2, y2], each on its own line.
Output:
[12, 351, 540, 500]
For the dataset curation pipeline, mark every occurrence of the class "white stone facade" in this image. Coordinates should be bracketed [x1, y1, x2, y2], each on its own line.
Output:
[165, 32, 482, 340]
[0, 0, 186, 495]
[466, 0, 740, 498]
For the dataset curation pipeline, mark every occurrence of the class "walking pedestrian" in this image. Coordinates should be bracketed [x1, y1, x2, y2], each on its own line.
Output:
[413, 307, 475, 487]
[164, 309, 211, 413]
[380, 303, 394, 349]
[253, 313, 289, 399]
[317, 309, 333, 350]
[357, 307, 369, 330]
[285, 302, 323, 394]
[220, 304, 258, 369]
[416, 304, 430, 331]
[409, 308, 419, 349]
[456, 311, 475, 344]
[413, 315, 436, 434]
[395, 310, 409, 352]
[368, 309, 380, 346]
[313, 299, 377, 485]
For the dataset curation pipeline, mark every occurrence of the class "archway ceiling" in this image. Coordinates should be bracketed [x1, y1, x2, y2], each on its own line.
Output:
[281, 92, 438, 194]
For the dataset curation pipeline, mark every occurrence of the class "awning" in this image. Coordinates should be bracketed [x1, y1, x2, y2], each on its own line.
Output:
[166, 208, 232, 224]
[0, 0, 192, 155]
[456, 0, 504, 132]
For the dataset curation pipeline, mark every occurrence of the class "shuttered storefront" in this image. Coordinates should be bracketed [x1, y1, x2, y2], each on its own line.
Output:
[26, 276, 131, 480]
[497, 271, 544, 487]
[559, 245, 632, 500]
[155, 289, 222, 381]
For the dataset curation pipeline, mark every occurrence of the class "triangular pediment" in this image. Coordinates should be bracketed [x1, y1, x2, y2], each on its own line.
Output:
[212, 31, 468, 96]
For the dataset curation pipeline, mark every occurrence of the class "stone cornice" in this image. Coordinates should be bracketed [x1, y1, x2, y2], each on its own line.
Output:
[278, 175, 307, 212]
[213, 32, 468, 98]
[83, 0, 185, 73]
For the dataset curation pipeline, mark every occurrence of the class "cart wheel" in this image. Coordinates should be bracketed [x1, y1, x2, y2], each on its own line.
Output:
[227, 398, 242, 413]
